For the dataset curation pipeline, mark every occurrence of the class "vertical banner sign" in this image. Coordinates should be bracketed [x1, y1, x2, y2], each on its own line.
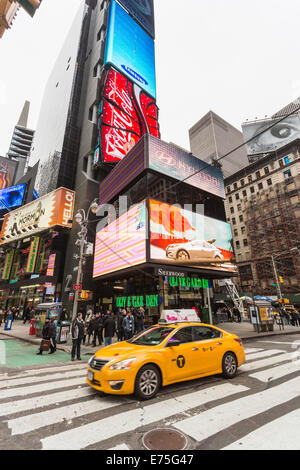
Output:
[2, 249, 15, 280]
[10, 251, 20, 281]
[26, 237, 40, 273]
[36, 238, 46, 273]
[46, 254, 56, 277]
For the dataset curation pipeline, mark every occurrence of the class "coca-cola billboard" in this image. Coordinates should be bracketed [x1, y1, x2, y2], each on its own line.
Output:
[96, 68, 160, 163]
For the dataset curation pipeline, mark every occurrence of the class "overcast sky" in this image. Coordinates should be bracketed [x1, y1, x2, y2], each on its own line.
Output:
[0, 0, 300, 156]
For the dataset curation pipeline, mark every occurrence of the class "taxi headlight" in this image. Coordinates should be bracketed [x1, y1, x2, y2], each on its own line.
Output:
[88, 356, 95, 365]
[110, 358, 136, 370]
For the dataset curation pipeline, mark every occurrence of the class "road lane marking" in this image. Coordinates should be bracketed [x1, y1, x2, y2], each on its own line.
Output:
[245, 350, 284, 361]
[173, 376, 300, 442]
[244, 348, 264, 354]
[223, 409, 300, 450]
[250, 361, 300, 383]
[240, 352, 295, 373]
[0, 369, 87, 389]
[41, 383, 248, 450]
[0, 364, 88, 382]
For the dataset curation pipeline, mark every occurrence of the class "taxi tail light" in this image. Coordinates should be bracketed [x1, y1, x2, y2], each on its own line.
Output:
[234, 338, 243, 346]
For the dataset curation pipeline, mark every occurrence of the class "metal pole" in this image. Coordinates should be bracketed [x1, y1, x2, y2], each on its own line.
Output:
[271, 255, 282, 300]
[207, 288, 213, 325]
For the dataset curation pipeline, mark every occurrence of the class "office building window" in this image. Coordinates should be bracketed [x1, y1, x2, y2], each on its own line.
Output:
[232, 217, 236, 225]
[236, 241, 240, 249]
[250, 186, 255, 194]
[248, 175, 253, 183]
[256, 171, 261, 179]
[230, 207, 234, 214]
[242, 190, 247, 197]
[234, 229, 238, 236]
[267, 178, 272, 186]
[258, 182, 263, 190]
[237, 204, 242, 211]
[241, 179, 245, 186]
[227, 186, 231, 194]
[243, 239, 248, 247]
[235, 193, 240, 200]
[284, 156, 290, 165]
[234, 183, 238, 190]
[241, 226, 246, 234]
[279, 159, 284, 168]
[264, 167, 269, 175]
[228, 196, 232, 203]
[284, 169, 292, 179]
[239, 215, 243, 222]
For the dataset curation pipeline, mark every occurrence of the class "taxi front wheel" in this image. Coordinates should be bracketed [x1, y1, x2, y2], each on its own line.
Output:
[222, 352, 238, 379]
[135, 365, 161, 400]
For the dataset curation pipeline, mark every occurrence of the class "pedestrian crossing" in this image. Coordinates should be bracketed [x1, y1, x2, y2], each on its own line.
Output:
[0, 344, 299, 450]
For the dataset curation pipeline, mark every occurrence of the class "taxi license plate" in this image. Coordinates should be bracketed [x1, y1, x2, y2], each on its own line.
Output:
[88, 370, 94, 382]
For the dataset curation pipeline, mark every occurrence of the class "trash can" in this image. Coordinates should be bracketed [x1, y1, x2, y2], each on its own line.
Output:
[4, 315, 13, 331]
[56, 321, 71, 344]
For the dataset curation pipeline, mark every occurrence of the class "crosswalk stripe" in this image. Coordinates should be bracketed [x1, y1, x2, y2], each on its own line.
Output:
[0, 387, 95, 417]
[223, 409, 300, 450]
[240, 352, 295, 373]
[250, 361, 300, 383]
[7, 396, 129, 436]
[244, 348, 264, 354]
[0, 364, 88, 382]
[173, 376, 300, 442]
[245, 349, 284, 361]
[0, 369, 87, 389]
[41, 383, 248, 450]
[258, 341, 300, 346]
[0, 376, 87, 400]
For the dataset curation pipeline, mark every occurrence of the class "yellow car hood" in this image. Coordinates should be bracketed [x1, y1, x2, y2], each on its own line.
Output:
[94, 341, 146, 360]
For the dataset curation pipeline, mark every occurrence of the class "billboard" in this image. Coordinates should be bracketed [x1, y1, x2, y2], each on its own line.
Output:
[117, 0, 155, 38]
[105, 0, 156, 99]
[0, 184, 26, 211]
[97, 68, 159, 163]
[0, 187, 75, 245]
[242, 115, 300, 155]
[149, 199, 236, 274]
[93, 200, 146, 278]
[0, 157, 18, 190]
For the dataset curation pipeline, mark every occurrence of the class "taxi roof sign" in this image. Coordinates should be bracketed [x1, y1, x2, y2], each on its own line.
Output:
[159, 309, 200, 324]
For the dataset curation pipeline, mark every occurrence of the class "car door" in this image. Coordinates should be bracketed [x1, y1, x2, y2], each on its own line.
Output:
[164, 326, 202, 382]
[191, 326, 225, 374]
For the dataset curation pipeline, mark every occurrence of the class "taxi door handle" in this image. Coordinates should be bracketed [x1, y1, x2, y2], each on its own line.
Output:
[216, 343, 223, 346]
[192, 347, 199, 351]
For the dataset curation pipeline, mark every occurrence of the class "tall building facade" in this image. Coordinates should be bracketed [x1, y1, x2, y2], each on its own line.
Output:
[189, 111, 249, 179]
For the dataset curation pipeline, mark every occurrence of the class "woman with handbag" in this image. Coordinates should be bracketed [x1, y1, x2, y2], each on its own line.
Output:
[37, 318, 52, 355]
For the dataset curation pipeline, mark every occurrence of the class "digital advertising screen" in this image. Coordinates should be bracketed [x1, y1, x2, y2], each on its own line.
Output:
[105, 0, 156, 99]
[242, 114, 300, 155]
[97, 68, 160, 163]
[0, 184, 26, 211]
[149, 199, 236, 274]
[117, 0, 155, 38]
[93, 200, 147, 278]
[0, 157, 18, 190]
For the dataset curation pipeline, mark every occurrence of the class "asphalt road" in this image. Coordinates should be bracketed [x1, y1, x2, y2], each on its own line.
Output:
[0, 334, 299, 450]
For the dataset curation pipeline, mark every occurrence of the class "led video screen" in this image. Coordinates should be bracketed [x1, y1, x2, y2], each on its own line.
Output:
[98, 68, 159, 163]
[105, 0, 156, 99]
[242, 114, 300, 155]
[117, 0, 155, 38]
[0, 184, 26, 211]
[149, 199, 236, 274]
[93, 201, 147, 278]
[0, 157, 18, 190]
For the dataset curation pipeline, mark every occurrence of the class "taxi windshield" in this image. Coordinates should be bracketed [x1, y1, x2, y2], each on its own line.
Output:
[127, 326, 175, 346]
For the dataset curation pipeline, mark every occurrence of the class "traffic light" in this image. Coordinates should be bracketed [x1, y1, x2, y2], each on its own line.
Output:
[17, 0, 40, 17]
[279, 276, 284, 284]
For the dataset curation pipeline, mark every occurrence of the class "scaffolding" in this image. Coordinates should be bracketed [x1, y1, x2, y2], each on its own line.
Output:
[244, 174, 300, 295]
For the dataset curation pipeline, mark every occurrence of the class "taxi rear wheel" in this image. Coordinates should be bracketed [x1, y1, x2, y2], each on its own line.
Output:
[222, 352, 238, 379]
[135, 365, 161, 400]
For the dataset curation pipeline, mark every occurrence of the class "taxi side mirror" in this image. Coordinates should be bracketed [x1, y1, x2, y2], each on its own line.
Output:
[167, 339, 180, 347]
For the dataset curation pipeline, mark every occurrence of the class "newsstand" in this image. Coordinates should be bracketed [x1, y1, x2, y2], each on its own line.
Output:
[56, 322, 71, 344]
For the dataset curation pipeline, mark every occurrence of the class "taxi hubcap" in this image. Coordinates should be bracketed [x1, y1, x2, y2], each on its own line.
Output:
[140, 370, 158, 395]
[225, 355, 236, 374]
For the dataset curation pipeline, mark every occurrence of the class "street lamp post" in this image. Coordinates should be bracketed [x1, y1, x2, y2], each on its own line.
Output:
[72, 200, 99, 321]
[270, 247, 298, 301]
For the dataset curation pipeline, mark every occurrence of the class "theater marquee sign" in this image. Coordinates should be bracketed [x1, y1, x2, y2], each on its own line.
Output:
[0, 187, 75, 245]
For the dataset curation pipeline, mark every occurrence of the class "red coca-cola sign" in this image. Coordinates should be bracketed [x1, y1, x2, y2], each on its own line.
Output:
[97, 68, 160, 163]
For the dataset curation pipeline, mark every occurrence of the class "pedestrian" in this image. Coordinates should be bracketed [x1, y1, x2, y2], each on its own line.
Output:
[23, 305, 31, 324]
[103, 311, 116, 347]
[233, 306, 241, 323]
[71, 312, 85, 361]
[92, 312, 103, 347]
[135, 308, 145, 333]
[48, 318, 57, 354]
[36, 318, 51, 355]
[123, 311, 135, 340]
[0, 309, 4, 328]
[60, 308, 68, 323]
[86, 314, 95, 345]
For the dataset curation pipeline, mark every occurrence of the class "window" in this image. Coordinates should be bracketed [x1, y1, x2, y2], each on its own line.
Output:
[284, 170, 292, 179]
[234, 229, 238, 236]
[267, 178, 272, 186]
[172, 327, 193, 344]
[279, 159, 284, 168]
[243, 239, 248, 247]
[232, 217, 236, 225]
[235, 193, 240, 200]
[248, 175, 252, 183]
[230, 207, 234, 214]
[239, 215, 244, 222]
[228, 196, 233, 203]
[236, 241, 240, 249]
[242, 190, 247, 197]
[237, 204, 242, 211]
[284, 156, 290, 165]
[264, 167, 269, 175]
[241, 226, 246, 234]
[193, 326, 222, 341]
[241, 179, 245, 186]
[234, 183, 238, 190]
[258, 182, 263, 190]
[256, 171, 261, 179]
[227, 186, 231, 194]
[250, 186, 255, 194]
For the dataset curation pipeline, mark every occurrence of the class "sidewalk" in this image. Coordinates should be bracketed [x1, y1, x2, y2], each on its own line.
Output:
[1, 320, 300, 353]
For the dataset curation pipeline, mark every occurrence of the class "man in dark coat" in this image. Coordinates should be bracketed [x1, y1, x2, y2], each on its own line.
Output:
[92, 312, 103, 347]
[48, 318, 57, 354]
[103, 312, 116, 347]
[71, 312, 85, 361]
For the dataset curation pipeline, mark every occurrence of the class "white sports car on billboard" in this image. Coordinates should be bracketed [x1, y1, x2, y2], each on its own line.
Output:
[166, 240, 224, 262]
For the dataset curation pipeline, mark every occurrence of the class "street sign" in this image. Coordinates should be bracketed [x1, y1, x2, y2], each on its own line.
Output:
[73, 284, 82, 291]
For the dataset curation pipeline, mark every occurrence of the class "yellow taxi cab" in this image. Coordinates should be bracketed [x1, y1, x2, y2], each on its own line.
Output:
[86, 313, 246, 400]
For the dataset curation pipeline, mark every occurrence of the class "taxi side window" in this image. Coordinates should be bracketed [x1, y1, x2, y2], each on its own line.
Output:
[193, 326, 222, 341]
[172, 327, 194, 344]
